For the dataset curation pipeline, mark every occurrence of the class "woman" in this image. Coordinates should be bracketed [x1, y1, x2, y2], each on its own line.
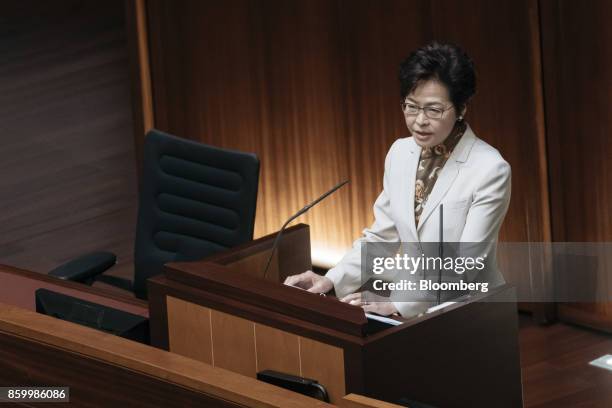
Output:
[285, 42, 511, 317]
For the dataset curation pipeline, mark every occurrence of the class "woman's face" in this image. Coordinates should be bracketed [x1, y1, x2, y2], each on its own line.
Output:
[403, 79, 461, 148]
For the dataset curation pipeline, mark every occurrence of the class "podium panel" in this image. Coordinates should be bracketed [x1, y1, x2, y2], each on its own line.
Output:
[166, 296, 347, 401]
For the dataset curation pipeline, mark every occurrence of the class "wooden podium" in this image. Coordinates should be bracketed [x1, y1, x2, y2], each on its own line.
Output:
[148, 224, 523, 408]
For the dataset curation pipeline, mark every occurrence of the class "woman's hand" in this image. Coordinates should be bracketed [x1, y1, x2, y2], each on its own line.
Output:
[340, 292, 399, 316]
[284, 270, 334, 294]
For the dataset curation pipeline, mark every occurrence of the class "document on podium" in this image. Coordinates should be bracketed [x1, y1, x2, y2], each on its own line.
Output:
[365, 313, 403, 326]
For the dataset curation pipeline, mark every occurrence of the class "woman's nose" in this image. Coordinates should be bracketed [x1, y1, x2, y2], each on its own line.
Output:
[415, 110, 429, 126]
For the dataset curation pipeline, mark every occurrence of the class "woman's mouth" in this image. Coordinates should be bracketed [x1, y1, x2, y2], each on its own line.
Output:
[413, 130, 432, 137]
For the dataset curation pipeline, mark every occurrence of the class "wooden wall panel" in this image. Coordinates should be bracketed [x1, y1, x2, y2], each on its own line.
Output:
[429, 0, 553, 319]
[145, 0, 550, 267]
[0, 0, 138, 281]
[540, 0, 612, 242]
[336, 0, 431, 248]
[148, 0, 428, 263]
[430, 0, 550, 243]
[126, 0, 155, 173]
[540, 0, 612, 330]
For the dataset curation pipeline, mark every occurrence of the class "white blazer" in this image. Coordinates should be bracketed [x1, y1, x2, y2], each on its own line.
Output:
[326, 124, 511, 317]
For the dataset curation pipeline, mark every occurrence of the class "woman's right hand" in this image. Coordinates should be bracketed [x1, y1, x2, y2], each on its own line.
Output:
[283, 270, 334, 294]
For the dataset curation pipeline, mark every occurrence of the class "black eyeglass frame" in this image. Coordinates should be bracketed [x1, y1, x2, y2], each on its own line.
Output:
[400, 101, 454, 119]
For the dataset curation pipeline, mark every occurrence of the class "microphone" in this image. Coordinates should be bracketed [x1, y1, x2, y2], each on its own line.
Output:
[263, 180, 349, 280]
[437, 203, 443, 305]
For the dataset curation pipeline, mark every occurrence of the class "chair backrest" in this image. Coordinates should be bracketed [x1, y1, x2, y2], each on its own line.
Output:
[133, 129, 260, 299]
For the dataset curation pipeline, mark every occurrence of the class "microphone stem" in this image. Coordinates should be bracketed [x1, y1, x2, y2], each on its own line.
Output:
[437, 204, 443, 305]
[262, 217, 293, 279]
[262, 180, 349, 280]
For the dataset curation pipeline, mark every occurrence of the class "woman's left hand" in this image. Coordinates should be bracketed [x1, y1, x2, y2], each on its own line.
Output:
[340, 292, 399, 316]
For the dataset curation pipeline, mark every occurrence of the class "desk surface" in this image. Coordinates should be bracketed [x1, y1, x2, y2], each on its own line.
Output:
[0, 264, 148, 316]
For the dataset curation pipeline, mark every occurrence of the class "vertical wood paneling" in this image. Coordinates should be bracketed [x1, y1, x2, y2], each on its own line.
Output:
[0, 0, 138, 279]
[541, 0, 612, 242]
[336, 0, 432, 245]
[166, 297, 213, 364]
[210, 309, 257, 377]
[300, 336, 345, 404]
[428, 0, 553, 318]
[164, 298, 347, 400]
[254, 323, 301, 376]
[540, 0, 612, 329]
[430, 0, 550, 243]
[125, 0, 155, 173]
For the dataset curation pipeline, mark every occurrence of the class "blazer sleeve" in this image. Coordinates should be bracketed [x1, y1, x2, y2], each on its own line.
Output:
[325, 141, 401, 299]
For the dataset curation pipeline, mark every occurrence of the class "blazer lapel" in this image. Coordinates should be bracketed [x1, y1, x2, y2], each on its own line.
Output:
[404, 138, 421, 240]
[416, 126, 477, 233]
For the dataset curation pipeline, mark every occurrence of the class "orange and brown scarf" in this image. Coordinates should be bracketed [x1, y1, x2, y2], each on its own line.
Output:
[414, 121, 467, 226]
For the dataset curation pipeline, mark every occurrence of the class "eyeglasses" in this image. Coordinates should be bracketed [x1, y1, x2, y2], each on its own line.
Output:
[400, 101, 454, 119]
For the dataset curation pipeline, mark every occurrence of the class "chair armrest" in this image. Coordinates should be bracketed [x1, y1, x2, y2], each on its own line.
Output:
[48, 252, 117, 283]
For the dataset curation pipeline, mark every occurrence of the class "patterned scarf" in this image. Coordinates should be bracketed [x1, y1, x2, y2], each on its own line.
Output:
[414, 121, 467, 226]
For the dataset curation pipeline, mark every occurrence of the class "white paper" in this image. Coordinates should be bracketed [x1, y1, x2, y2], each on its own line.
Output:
[365, 313, 403, 326]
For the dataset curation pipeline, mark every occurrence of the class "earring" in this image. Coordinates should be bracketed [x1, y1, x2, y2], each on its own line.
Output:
[457, 116, 464, 122]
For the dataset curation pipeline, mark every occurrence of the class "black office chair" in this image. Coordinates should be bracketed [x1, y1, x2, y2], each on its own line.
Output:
[48, 129, 260, 299]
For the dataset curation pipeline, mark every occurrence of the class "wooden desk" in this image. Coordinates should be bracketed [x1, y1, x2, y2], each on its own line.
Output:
[0, 264, 147, 317]
[0, 301, 339, 407]
[0, 263, 406, 407]
[149, 225, 524, 407]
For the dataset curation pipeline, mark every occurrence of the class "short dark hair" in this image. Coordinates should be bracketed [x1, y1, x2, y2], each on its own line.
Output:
[399, 42, 476, 112]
